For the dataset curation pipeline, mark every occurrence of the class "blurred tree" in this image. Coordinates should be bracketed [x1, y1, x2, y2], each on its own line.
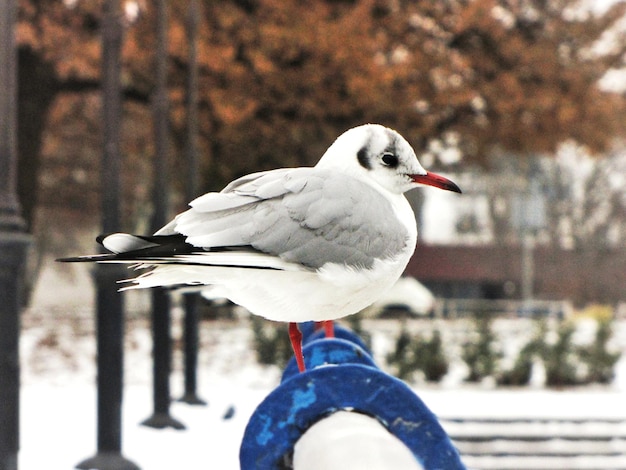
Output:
[549, 145, 626, 249]
[17, 0, 153, 232]
[15, 0, 626, 231]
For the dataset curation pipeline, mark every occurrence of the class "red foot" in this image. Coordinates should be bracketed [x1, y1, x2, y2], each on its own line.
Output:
[314, 321, 335, 338]
[288, 322, 305, 372]
[323, 320, 334, 338]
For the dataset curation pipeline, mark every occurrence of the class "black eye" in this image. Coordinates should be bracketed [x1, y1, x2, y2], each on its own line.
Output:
[381, 153, 399, 168]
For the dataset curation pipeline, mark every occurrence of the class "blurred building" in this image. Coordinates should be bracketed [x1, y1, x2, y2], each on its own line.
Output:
[405, 160, 625, 306]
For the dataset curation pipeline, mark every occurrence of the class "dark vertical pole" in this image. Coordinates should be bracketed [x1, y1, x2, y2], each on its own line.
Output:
[0, 0, 24, 232]
[184, 0, 200, 201]
[180, 294, 206, 405]
[0, 2, 31, 470]
[76, 1, 139, 469]
[179, 0, 207, 407]
[140, 0, 184, 430]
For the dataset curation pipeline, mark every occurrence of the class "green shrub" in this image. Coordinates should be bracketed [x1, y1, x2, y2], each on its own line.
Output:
[499, 317, 622, 388]
[543, 321, 580, 387]
[497, 319, 547, 386]
[414, 330, 449, 382]
[386, 323, 449, 383]
[462, 311, 500, 382]
[497, 345, 534, 386]
[578, 319, 621, 384]
[250, 316, 293, 368]
[386, 324, 415, 380]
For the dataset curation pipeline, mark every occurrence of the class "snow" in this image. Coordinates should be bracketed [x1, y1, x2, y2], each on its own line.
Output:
[19, 314, 626, 469]
[20, 382, 266, 470]
[17, 260, 626, 469]
[19, 311, 276, 470]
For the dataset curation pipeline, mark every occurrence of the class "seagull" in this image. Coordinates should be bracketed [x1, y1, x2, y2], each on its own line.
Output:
[59, 124, 461, 372]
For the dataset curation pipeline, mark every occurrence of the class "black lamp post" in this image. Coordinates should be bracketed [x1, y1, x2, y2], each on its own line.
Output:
[75, 1, 139, 468]
[0, 2, 32, 470]
[178, 0, 207, 407]
[140, 0, 185, 430]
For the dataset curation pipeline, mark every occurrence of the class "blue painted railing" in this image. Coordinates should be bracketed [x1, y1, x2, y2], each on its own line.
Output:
[240, 323, 466, 469]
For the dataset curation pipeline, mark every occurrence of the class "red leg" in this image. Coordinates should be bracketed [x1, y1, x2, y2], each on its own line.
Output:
[288, 322, 306, 372]
[324, 320, 334, 338]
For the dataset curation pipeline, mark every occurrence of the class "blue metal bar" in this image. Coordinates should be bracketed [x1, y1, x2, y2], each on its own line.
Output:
[241, 330, 466, 470]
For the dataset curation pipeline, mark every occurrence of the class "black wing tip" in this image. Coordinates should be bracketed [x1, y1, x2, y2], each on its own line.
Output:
[57, 233, 123, 262]
[56, 254, 118, 263]
[59, 233, 199, 263]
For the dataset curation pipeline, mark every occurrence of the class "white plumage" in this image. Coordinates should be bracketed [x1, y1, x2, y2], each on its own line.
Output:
[61, 124, 461, 370]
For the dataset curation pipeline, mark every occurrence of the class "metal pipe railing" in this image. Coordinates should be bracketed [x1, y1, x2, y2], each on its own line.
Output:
[240, 324, 467, 470]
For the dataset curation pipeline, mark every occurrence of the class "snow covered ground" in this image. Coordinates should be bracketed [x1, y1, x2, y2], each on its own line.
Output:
[20, 306, 276, 470]
[17, 261, 626, 469]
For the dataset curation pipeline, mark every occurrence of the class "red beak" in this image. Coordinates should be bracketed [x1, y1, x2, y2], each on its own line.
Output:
[412, 171, 462, 193]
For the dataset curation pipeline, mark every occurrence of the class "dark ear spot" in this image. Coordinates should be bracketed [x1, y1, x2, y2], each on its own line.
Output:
[357, 146, 371, 169]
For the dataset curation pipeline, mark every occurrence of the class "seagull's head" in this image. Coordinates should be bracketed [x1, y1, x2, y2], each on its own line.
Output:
[316, 124, 462, 195]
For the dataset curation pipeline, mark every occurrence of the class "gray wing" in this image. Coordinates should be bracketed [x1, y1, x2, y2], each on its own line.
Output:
[157, 167, 411, 270]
